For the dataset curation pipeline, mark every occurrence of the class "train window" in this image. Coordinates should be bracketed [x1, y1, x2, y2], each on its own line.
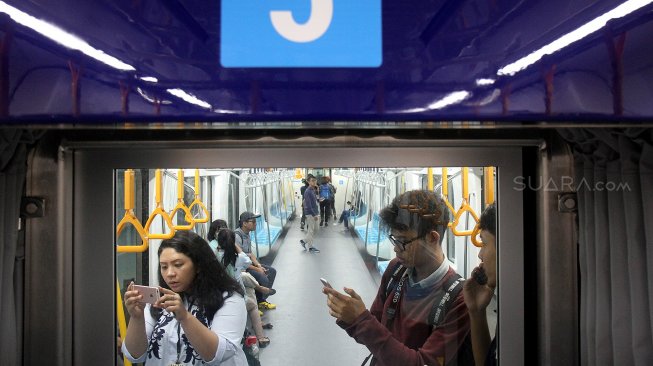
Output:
[71, 144, 523, 365]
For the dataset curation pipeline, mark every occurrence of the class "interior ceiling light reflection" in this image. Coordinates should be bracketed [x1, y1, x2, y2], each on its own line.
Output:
[0, 1, 135, 71]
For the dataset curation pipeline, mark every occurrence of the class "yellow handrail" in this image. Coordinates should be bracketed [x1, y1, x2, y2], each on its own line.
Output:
[450, 167, 480, 238]
[144, 169, 175, 239]
[170, 169, 195, 231]
[116, 280, 132, 366]
[441, 168, 456, 215]
[427, 167, 434, 191]
[188, 169, 209, 223]
[116, 170, 149, 253]
[484, 166, 495, 206]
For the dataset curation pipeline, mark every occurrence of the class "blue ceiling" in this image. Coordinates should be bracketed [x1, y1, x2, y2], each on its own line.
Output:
[2, 0, 653, 123]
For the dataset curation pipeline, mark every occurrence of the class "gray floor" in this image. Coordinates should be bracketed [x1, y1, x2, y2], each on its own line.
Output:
[258, 219, 379, 366]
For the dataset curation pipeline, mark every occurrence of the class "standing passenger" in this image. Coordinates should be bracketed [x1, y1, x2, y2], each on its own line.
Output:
[323, 190, 472, 366]
[463, 204, 497, 366]
[235, 211, 278, 311]
[300, 175, 321, 253]
[300, 178, 309, 230]
[122, 231, 247, 366]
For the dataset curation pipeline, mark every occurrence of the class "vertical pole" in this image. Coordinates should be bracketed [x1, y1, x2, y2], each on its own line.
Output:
[68, 61, 81, 117]
[543, 65, 556, 115]
[604, 28, 626, 116]
[0, 21, 12, 118]
[120, 82, 130, 116]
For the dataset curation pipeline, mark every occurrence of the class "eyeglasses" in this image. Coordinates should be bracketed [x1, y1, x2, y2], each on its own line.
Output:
[388, 234, 422, 251]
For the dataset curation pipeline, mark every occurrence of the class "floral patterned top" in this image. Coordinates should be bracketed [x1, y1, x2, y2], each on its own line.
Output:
[122, 292, 247, 365]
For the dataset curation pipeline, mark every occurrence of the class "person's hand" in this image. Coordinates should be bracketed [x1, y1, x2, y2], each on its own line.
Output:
[314, 216, 319, 221]
[124, 282, 146, 319]
[253, 266, 266, 274]
[463, 267, 494, 314]
[323, 287, 366, 324]
[156, 287, 189, 321]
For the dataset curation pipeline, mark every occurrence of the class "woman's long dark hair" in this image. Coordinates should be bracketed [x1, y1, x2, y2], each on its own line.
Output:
[216, 228, 238, 268]
[207, 219, 228, 242]
[150, 230, 244, 320]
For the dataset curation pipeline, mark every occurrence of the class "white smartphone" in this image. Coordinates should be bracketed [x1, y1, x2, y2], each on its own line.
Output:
[133, 285, 160, 304]
[320, 278, 333, 289]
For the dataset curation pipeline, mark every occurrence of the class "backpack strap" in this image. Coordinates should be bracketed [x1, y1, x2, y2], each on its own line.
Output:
[383, 262, 407, 302]
[427, 273, 464, 328]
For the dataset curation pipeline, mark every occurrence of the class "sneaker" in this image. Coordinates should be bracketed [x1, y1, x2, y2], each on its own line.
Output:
[300, 240, 307, 250]
[319, 221, 324, 227]
[258, 301, 277, 310]
[309, 247, 321, 253]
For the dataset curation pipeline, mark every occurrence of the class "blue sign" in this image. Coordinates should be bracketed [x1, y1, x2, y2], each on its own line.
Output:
[221, 0, 382, 67]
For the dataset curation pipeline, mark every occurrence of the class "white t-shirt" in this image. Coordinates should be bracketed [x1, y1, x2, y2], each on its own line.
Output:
[122, 293, 247, 365]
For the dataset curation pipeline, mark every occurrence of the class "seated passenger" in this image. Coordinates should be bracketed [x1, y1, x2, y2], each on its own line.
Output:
[122, 231, 247, 366]
[241, 272, 275, 348]
[216, 228, 272, 349]
[337, 201, 354, 229]
[323, 190, 473, 366]
[463, 204, 497, 366]
[235, 211, 278, 311]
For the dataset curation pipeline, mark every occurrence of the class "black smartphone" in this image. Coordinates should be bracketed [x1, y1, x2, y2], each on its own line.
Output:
[472, 267, 488, 286]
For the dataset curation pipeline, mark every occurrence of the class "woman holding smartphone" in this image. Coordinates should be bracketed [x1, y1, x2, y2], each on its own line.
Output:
[122, 230, 248, 366]
[463, 204, 497, 366]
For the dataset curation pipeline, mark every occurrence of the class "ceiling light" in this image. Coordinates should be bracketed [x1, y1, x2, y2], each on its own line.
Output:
[0, 1, 135, 71]
[139, 76, 158, 83]
[166, 89, 212, 109]
[497, 0, 653, 76]
[476, 78, 496, 86]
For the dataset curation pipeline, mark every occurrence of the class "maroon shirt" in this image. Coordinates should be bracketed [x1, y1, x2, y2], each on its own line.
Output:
[337, 258, 471, 366]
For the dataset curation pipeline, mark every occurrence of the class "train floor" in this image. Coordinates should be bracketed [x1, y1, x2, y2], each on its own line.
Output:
[257, 218, 380, 366]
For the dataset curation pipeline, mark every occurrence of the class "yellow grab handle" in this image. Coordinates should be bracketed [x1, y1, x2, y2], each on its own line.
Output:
[144, 206, 176, 239]
[143, 169, 175, 239]
[427, 167, 433, 191]
[440, 168, 455, 215]
[116, 210, 149, 253]
[116, 280, 132, 366]
[450, 200, 480, 237]
[462, 167, 469, 199]
[170, 169, 195, 230]
[116, 169, 149, 253]
[470, 223, 483, 247]
[189, 169, 209, 223]
[484, 167, 495, 206]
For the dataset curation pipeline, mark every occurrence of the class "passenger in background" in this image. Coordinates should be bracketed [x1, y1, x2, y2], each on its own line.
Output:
[207, 219, 229, 254]
[337, 201, 354, 230]
[323, 190, 472, 366]
[300, 174, 321, 253]
[318, 176, 334, 226]
[300, 178, 309, 230]
[122, 231, 247, 366]
[235, 211, 278, 311]
[216, 228, 272, 349]
[463, 204, 497, 366]
[330, 178, 338, 222]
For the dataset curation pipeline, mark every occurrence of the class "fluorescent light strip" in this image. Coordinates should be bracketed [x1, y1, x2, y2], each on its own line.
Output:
[498, 0, 653, 76]
[427, 90, 471, 110]
[139, 76, 158, 83]
[0, 1, 135, 71]
[476, 78, 496, 86]
[167, 88, 212, 109]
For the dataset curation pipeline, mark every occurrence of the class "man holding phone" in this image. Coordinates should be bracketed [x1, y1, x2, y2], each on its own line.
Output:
[323, 190, 473, 366]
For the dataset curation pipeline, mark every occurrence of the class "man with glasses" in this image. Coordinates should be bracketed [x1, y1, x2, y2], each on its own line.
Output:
[323, 190, 472, 366]
[236, 211, 278, 310]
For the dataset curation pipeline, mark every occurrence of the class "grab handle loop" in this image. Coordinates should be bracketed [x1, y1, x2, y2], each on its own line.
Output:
[188, 169, 209, 223]
[170, 169, 195, 231]
[144, 169, 175, 239]
[116, 169, 149, 253]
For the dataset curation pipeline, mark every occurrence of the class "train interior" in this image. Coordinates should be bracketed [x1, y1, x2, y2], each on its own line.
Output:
[1, 0, 653, 365]
[115, 166, 496, 365]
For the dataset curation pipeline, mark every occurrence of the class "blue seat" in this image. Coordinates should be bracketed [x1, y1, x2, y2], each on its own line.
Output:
[251, 216, 282, 246]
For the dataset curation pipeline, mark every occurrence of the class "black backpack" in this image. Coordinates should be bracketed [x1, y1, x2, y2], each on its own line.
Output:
[381, 263, 475, 366]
